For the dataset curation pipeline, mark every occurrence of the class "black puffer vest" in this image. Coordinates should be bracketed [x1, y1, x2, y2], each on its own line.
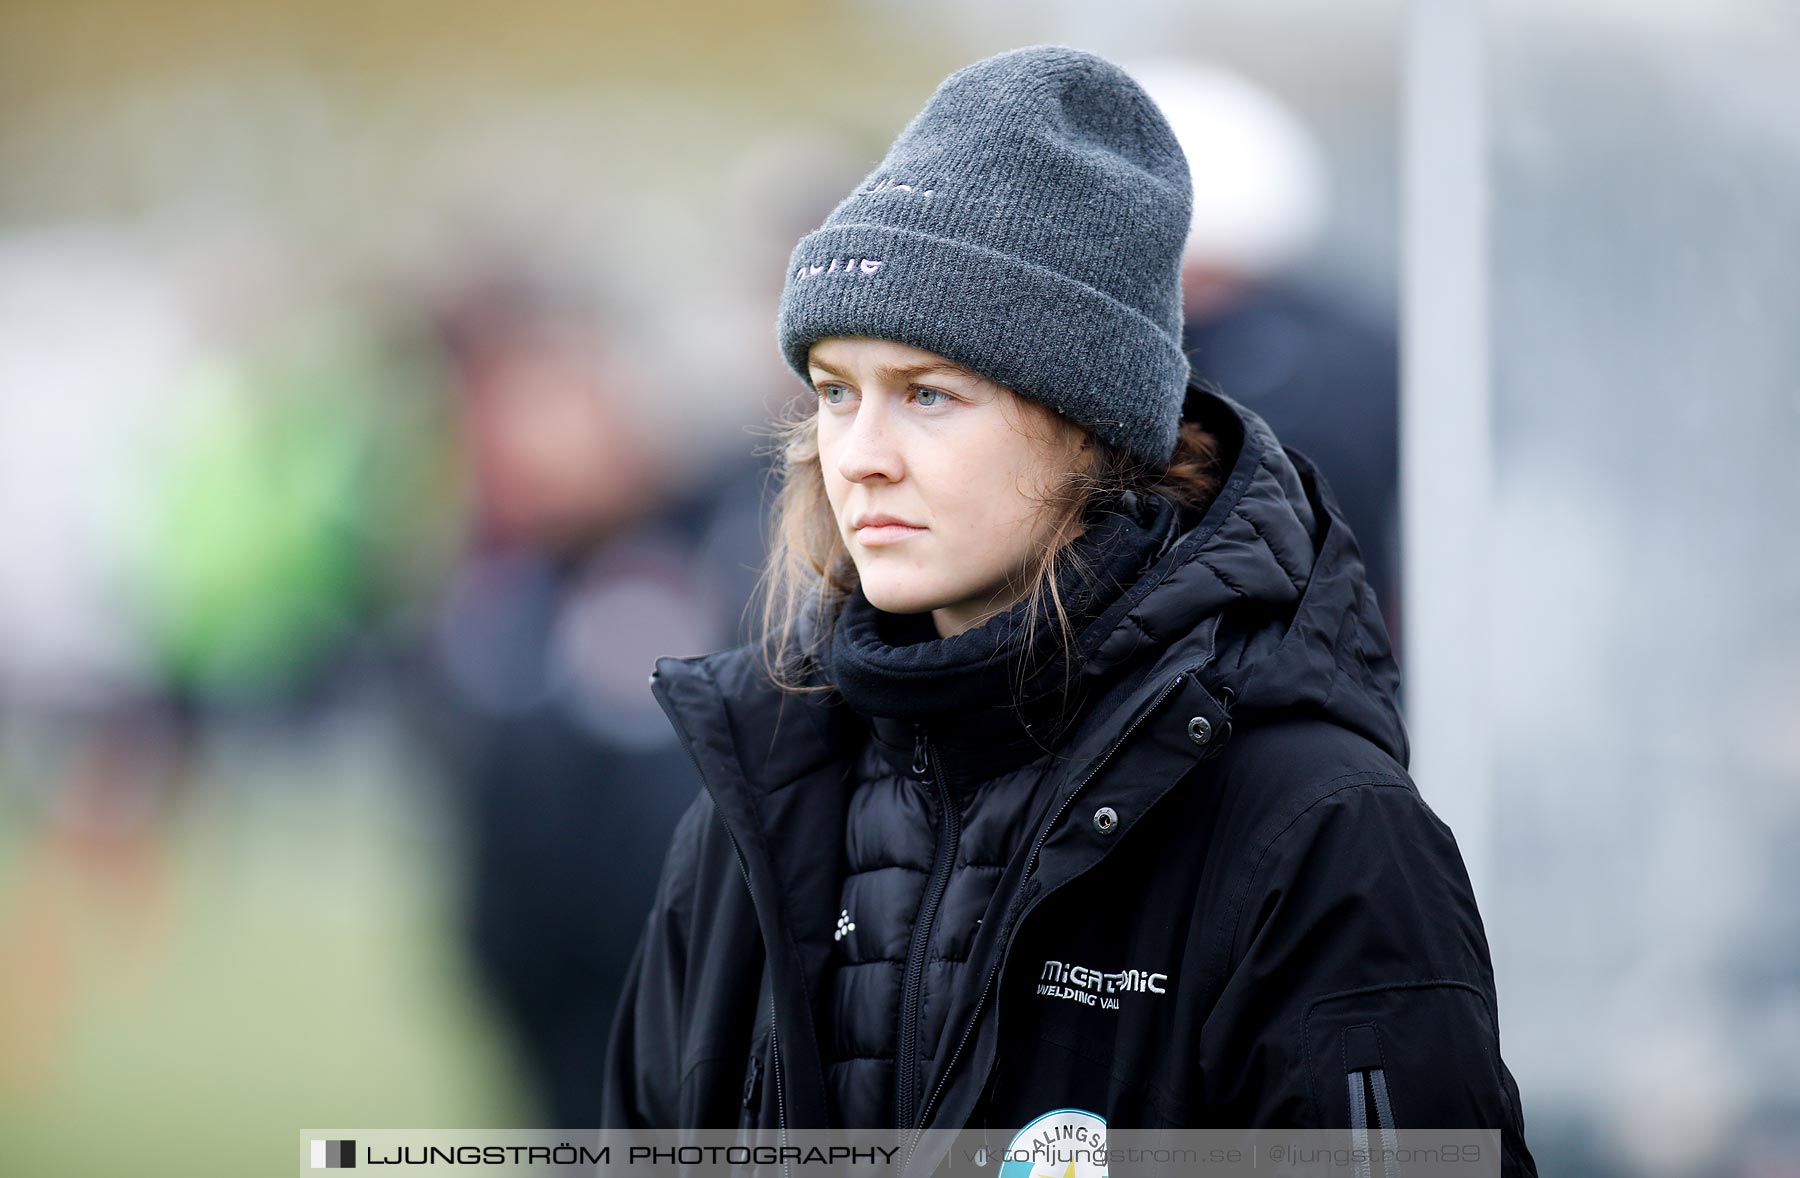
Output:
[818, 492, 1180, 1131]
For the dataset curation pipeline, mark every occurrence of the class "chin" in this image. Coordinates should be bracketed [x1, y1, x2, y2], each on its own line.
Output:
[856, 574, 951, 616]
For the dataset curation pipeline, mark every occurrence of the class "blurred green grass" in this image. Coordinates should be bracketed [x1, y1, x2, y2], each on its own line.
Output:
[0, 750, 530, 1177]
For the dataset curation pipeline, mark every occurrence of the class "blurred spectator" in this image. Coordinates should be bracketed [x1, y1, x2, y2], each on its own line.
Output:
[1129, 59, 1403, 653]
[421, 265, 768, 1127]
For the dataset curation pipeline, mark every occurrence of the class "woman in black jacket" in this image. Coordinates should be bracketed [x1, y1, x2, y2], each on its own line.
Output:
[603, 44, 1537, 1178]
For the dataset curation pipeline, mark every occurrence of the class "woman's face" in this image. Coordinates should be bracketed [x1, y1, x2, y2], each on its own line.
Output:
[809, 336, 1089, 638]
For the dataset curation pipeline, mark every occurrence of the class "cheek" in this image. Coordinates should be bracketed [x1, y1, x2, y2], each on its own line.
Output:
[817, 443, 849, 509]
[928, 437, 1052, 548]
[820, 465, 845, 511]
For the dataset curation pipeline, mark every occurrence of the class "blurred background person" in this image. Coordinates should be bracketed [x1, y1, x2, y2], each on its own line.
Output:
[405, 123, 866, 1126]
[1129, 58, 1403, 654]
[419, 256, 771, 1127]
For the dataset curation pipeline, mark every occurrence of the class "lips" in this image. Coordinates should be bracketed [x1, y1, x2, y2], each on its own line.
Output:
[851, 514, 926, 547]
[853, 513, 923, 531]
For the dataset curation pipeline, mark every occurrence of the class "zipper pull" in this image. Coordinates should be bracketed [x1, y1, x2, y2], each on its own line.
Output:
[911, 724, 931, 780]
[743, 1054, 764, 1110]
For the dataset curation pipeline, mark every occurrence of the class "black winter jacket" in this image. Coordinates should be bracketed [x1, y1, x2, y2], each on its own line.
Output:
[602, 384, 1538, 1177]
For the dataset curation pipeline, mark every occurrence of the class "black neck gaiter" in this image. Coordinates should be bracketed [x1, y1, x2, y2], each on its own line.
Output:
[825, 490, 1179, 789]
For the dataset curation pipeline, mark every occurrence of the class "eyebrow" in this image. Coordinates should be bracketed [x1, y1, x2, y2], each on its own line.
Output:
[807, 356, 975, 384]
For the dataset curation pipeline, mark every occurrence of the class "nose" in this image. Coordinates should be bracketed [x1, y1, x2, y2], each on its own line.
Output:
[833, 394, 904, 485]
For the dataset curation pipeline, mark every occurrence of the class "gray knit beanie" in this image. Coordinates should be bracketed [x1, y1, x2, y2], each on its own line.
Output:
[776, 44, 1193, 468]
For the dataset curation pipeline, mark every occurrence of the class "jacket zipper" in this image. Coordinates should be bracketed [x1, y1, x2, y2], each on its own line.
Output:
[903, 662, 1209, 1171]
[742, 1055, 763, 1110]
[896, 722, 960, 1150]
[1347, 1064, 1397, 1178]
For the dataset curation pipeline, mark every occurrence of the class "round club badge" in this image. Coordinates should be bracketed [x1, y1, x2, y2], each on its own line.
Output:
[997, 1107, 1109, 1178]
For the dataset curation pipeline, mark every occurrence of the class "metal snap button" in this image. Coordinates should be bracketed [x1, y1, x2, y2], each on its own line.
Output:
[1092, 806, 1119, 836]
[1187, 716, 1213, 745]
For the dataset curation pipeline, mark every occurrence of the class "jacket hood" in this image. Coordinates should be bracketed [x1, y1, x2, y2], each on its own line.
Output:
[1074, 379, 1409, 766]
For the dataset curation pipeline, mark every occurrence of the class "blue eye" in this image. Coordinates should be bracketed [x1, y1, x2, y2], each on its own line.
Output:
[818, 383, 848, 404]
[915, 386, 948, 406]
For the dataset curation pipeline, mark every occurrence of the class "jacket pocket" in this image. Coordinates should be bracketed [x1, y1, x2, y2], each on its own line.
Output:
[1301, 981, 1519, 1166]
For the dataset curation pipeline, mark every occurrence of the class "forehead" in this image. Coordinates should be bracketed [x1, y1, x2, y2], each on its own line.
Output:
[807, 337, 975, 379]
